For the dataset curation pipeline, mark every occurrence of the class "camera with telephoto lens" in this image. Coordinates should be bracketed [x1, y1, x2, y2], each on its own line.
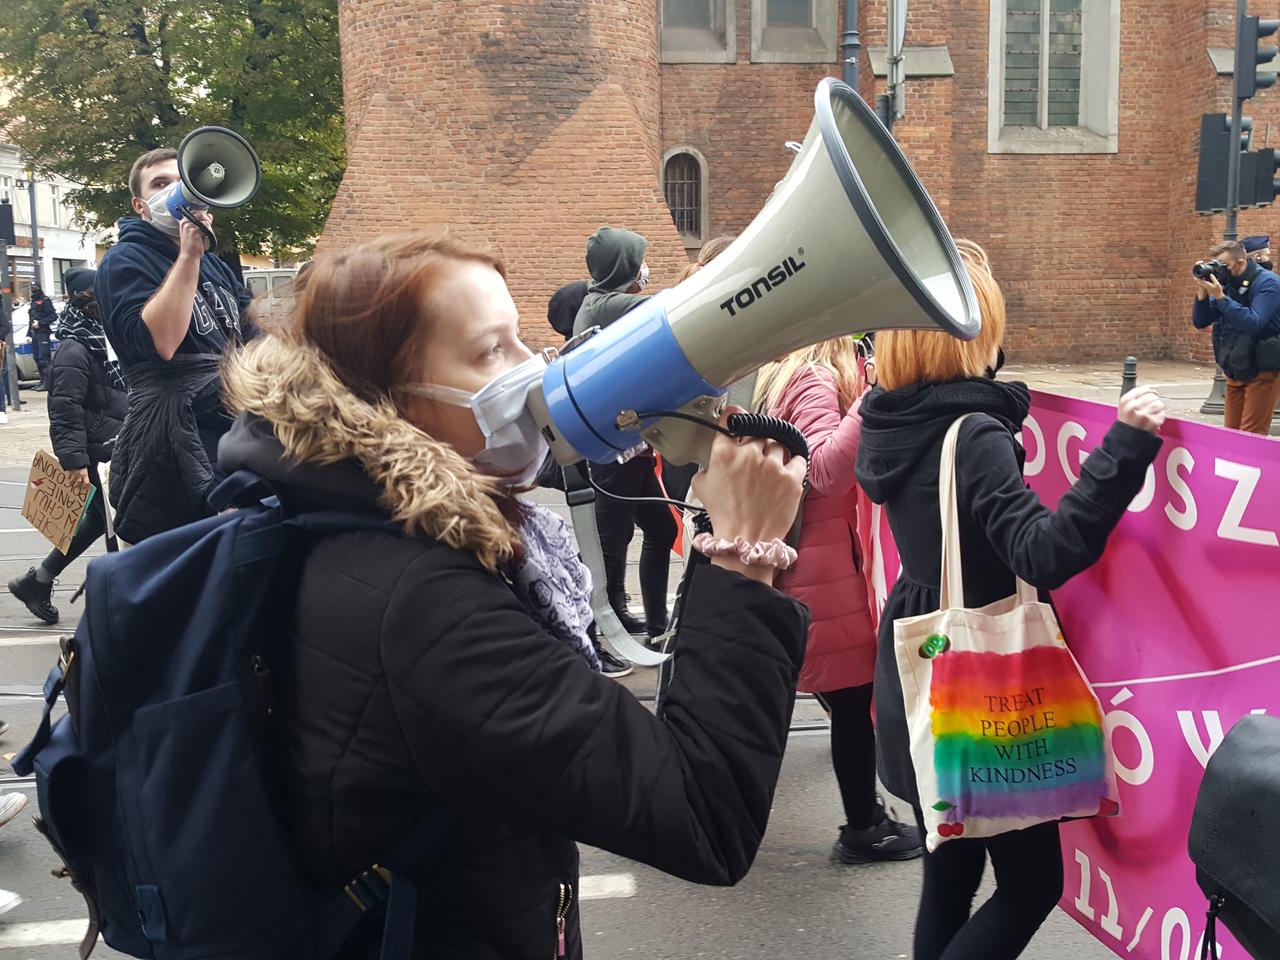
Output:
[1192, 259, 1231, 286]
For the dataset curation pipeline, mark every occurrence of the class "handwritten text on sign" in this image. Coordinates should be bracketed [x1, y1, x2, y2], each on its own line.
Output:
[21, 450, 93, 554]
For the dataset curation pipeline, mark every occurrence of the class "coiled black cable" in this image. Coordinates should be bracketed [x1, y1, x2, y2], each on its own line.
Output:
[583, 410, 810, 510]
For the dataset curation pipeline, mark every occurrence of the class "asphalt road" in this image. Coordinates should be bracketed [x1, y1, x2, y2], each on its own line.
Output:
[0, 447, 1116, 959]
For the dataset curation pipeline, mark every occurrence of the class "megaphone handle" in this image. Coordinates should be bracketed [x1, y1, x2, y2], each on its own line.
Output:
[174, 203, 218, 251]
[724, 413, 810, 463]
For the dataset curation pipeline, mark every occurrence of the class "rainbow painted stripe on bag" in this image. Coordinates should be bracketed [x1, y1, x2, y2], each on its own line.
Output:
[927, 643, 1109, 823]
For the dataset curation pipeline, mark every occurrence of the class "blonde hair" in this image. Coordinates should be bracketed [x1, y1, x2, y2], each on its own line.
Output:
[675, 261, 702, 284]
[754, 336, 863, 415]
[875, 240, 1007, 391]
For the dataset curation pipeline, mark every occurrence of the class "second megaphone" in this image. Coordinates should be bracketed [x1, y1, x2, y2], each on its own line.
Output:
[144, 127, 262, 248]
[520, 76, 982, 468]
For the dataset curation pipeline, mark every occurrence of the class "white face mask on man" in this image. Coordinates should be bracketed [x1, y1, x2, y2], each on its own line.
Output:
[399, 355, 550, 486]
[637, 263, 650, 290]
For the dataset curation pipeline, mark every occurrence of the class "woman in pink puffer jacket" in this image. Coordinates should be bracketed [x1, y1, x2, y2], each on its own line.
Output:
[756, 337, 923, 864]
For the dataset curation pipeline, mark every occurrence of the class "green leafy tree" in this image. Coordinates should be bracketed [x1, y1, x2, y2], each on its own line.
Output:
[0, 0, 344, 259]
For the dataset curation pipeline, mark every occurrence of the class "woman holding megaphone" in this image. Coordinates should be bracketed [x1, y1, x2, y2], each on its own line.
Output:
[218, 230, 810, 959]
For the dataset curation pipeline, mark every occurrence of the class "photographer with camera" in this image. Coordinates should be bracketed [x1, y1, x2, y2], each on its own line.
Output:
[1192, 240, 1280, 435]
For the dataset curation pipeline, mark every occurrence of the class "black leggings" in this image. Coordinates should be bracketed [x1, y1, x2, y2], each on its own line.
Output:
[41, 463, 109, 578]
[913, 816, 1064, 960]
[822, 684, 878, 830]
[590, 456, 677, 632]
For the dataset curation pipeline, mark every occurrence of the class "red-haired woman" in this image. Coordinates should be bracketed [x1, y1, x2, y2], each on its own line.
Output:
[219, 231, 809, 959]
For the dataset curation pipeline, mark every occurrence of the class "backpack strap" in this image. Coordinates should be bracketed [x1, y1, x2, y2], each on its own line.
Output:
[11, 636, 74, 777]
[207, 470, 278, 512]
[316, 809, 456, 960]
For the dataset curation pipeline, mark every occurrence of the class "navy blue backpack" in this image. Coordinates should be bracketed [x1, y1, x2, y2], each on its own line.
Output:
[14, 471, 451, 960]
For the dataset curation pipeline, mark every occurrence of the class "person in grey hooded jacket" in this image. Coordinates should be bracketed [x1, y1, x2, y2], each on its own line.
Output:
[570, 227, 674, 646]
[572, 226, 650, 336]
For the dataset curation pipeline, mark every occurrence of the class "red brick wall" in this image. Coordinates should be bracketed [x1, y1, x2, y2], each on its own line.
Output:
[326, 0, 688, 347]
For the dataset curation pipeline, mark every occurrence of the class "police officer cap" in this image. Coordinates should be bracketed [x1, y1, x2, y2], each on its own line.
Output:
[1242, 235, 1270, 252]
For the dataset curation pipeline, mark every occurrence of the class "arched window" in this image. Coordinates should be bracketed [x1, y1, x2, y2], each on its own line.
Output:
[663, 150, 706, 244]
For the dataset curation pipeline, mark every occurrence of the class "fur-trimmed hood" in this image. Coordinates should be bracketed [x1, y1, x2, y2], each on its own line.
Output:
[220, 334, 519, 570]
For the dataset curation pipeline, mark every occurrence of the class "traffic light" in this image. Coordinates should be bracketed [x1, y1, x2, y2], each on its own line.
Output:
[1247, 147, 1280, 206]
[1196, 114, 1254, 212]
[0, 200, 13, 246]
[1236, 15, 1280, 100]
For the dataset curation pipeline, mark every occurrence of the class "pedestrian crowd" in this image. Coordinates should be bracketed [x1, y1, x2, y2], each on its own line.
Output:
[8, 137, 1279, 960]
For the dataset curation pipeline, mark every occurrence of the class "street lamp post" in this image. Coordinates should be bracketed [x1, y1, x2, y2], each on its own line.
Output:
[25, 163, 44, 295]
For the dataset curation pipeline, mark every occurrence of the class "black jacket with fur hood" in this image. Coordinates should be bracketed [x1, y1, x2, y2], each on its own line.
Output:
[218, 337, 810, 959]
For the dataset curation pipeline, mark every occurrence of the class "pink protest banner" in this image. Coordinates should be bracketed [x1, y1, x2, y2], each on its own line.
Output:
[857, 391, 1280, 960]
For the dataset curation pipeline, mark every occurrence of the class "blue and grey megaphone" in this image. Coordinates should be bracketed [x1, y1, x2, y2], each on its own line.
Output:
[145, 127, 261, 247]
[516, 78, 981, 467]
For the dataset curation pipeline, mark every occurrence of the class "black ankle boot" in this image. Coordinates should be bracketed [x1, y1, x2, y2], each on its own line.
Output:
[608, 594, 647, 636]
[9, 568, 58, 624]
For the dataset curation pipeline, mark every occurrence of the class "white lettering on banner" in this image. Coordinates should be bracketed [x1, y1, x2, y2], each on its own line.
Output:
[1073, 849, 1124, 938]
[1214, 458, 1279, 547]
[1103, 706, 1155, 786]
[1127, 464, 1157, 514]
[1022, 414, 1046, 477]
[1176, 710, 1225, 768]
[1127, 907, 1155, 953]
[1164, 448, 1197, 531]
[1057, 420, 1087, 484]
[1161, 907, 1192, 960]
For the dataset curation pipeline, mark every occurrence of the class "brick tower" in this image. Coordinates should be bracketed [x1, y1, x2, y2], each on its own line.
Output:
[326, 0, 687, 345]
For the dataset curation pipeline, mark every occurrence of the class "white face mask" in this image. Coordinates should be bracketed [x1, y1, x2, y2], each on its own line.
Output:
[637, 263, 650, 290]
[400, 355, 550, 486]
[142, 183, 186, 239]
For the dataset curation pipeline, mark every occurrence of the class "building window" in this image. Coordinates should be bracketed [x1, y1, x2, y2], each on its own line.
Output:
[768, 0, 812, 27]
[662, 148, 707, 247]
[751, 0, 837, 63]
[50, 185, 62, 228]
[988, 0, 1120, 154]
[661, 0, 735, 64]
[52, 258, 79, 297]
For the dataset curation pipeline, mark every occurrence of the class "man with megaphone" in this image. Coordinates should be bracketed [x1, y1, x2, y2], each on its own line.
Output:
[95, 129, 260, 543]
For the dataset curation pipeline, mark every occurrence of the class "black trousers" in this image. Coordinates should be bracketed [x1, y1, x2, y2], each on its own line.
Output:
[912, 815, 1063, 960]
[823, 684, 878, 830]
[590, 455, 677, 632]
[42, 462, 109, 577]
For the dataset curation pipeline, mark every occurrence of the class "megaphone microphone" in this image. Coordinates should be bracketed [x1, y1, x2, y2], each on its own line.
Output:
[522, 77, 981, 469]
[145, 126, 262, 250]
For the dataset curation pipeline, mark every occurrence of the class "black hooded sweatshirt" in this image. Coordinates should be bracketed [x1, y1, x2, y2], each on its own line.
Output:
[854, 378, 1162, 806]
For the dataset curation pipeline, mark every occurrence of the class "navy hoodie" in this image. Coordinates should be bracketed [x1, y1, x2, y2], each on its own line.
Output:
[96, 218, 252, 368]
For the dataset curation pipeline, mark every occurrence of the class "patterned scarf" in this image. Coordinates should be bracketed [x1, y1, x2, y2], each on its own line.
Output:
[56, 301, 127, 393]
[505, 500, 600, 671]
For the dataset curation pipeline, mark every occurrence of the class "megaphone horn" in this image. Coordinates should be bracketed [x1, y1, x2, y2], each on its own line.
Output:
[528, 77, 981, 467]
[177, 126, 262, 209]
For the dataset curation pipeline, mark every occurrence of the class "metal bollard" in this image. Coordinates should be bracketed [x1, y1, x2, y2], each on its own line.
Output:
[1121, 356, 1137, 400]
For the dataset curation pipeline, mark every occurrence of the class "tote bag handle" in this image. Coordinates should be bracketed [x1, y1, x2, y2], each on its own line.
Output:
[937, 415, 1037, 611]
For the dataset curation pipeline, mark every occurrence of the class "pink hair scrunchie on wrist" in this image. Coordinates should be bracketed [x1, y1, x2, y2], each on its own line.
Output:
[691, 533, 798, 571]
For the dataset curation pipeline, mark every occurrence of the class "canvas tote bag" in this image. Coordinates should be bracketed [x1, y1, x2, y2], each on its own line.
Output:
[894, 414, 1119, 852]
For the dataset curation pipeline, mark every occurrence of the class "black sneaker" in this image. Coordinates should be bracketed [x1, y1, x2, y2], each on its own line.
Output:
[9, 568, 58, 624]
[832, 801, 924, 864]
[594, 644, 634, 679]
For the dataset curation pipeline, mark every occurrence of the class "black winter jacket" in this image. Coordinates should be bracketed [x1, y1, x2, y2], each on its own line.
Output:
[48, 338, 128, 470]
[218, 415, 809, 960]
[855, 378, 1162, 807]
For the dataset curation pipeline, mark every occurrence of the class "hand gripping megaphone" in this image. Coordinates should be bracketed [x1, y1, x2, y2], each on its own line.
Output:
[145, 127, 262, 249]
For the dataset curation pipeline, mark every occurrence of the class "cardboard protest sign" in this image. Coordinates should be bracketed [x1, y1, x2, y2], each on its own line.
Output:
[21, 450, 96, 554]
